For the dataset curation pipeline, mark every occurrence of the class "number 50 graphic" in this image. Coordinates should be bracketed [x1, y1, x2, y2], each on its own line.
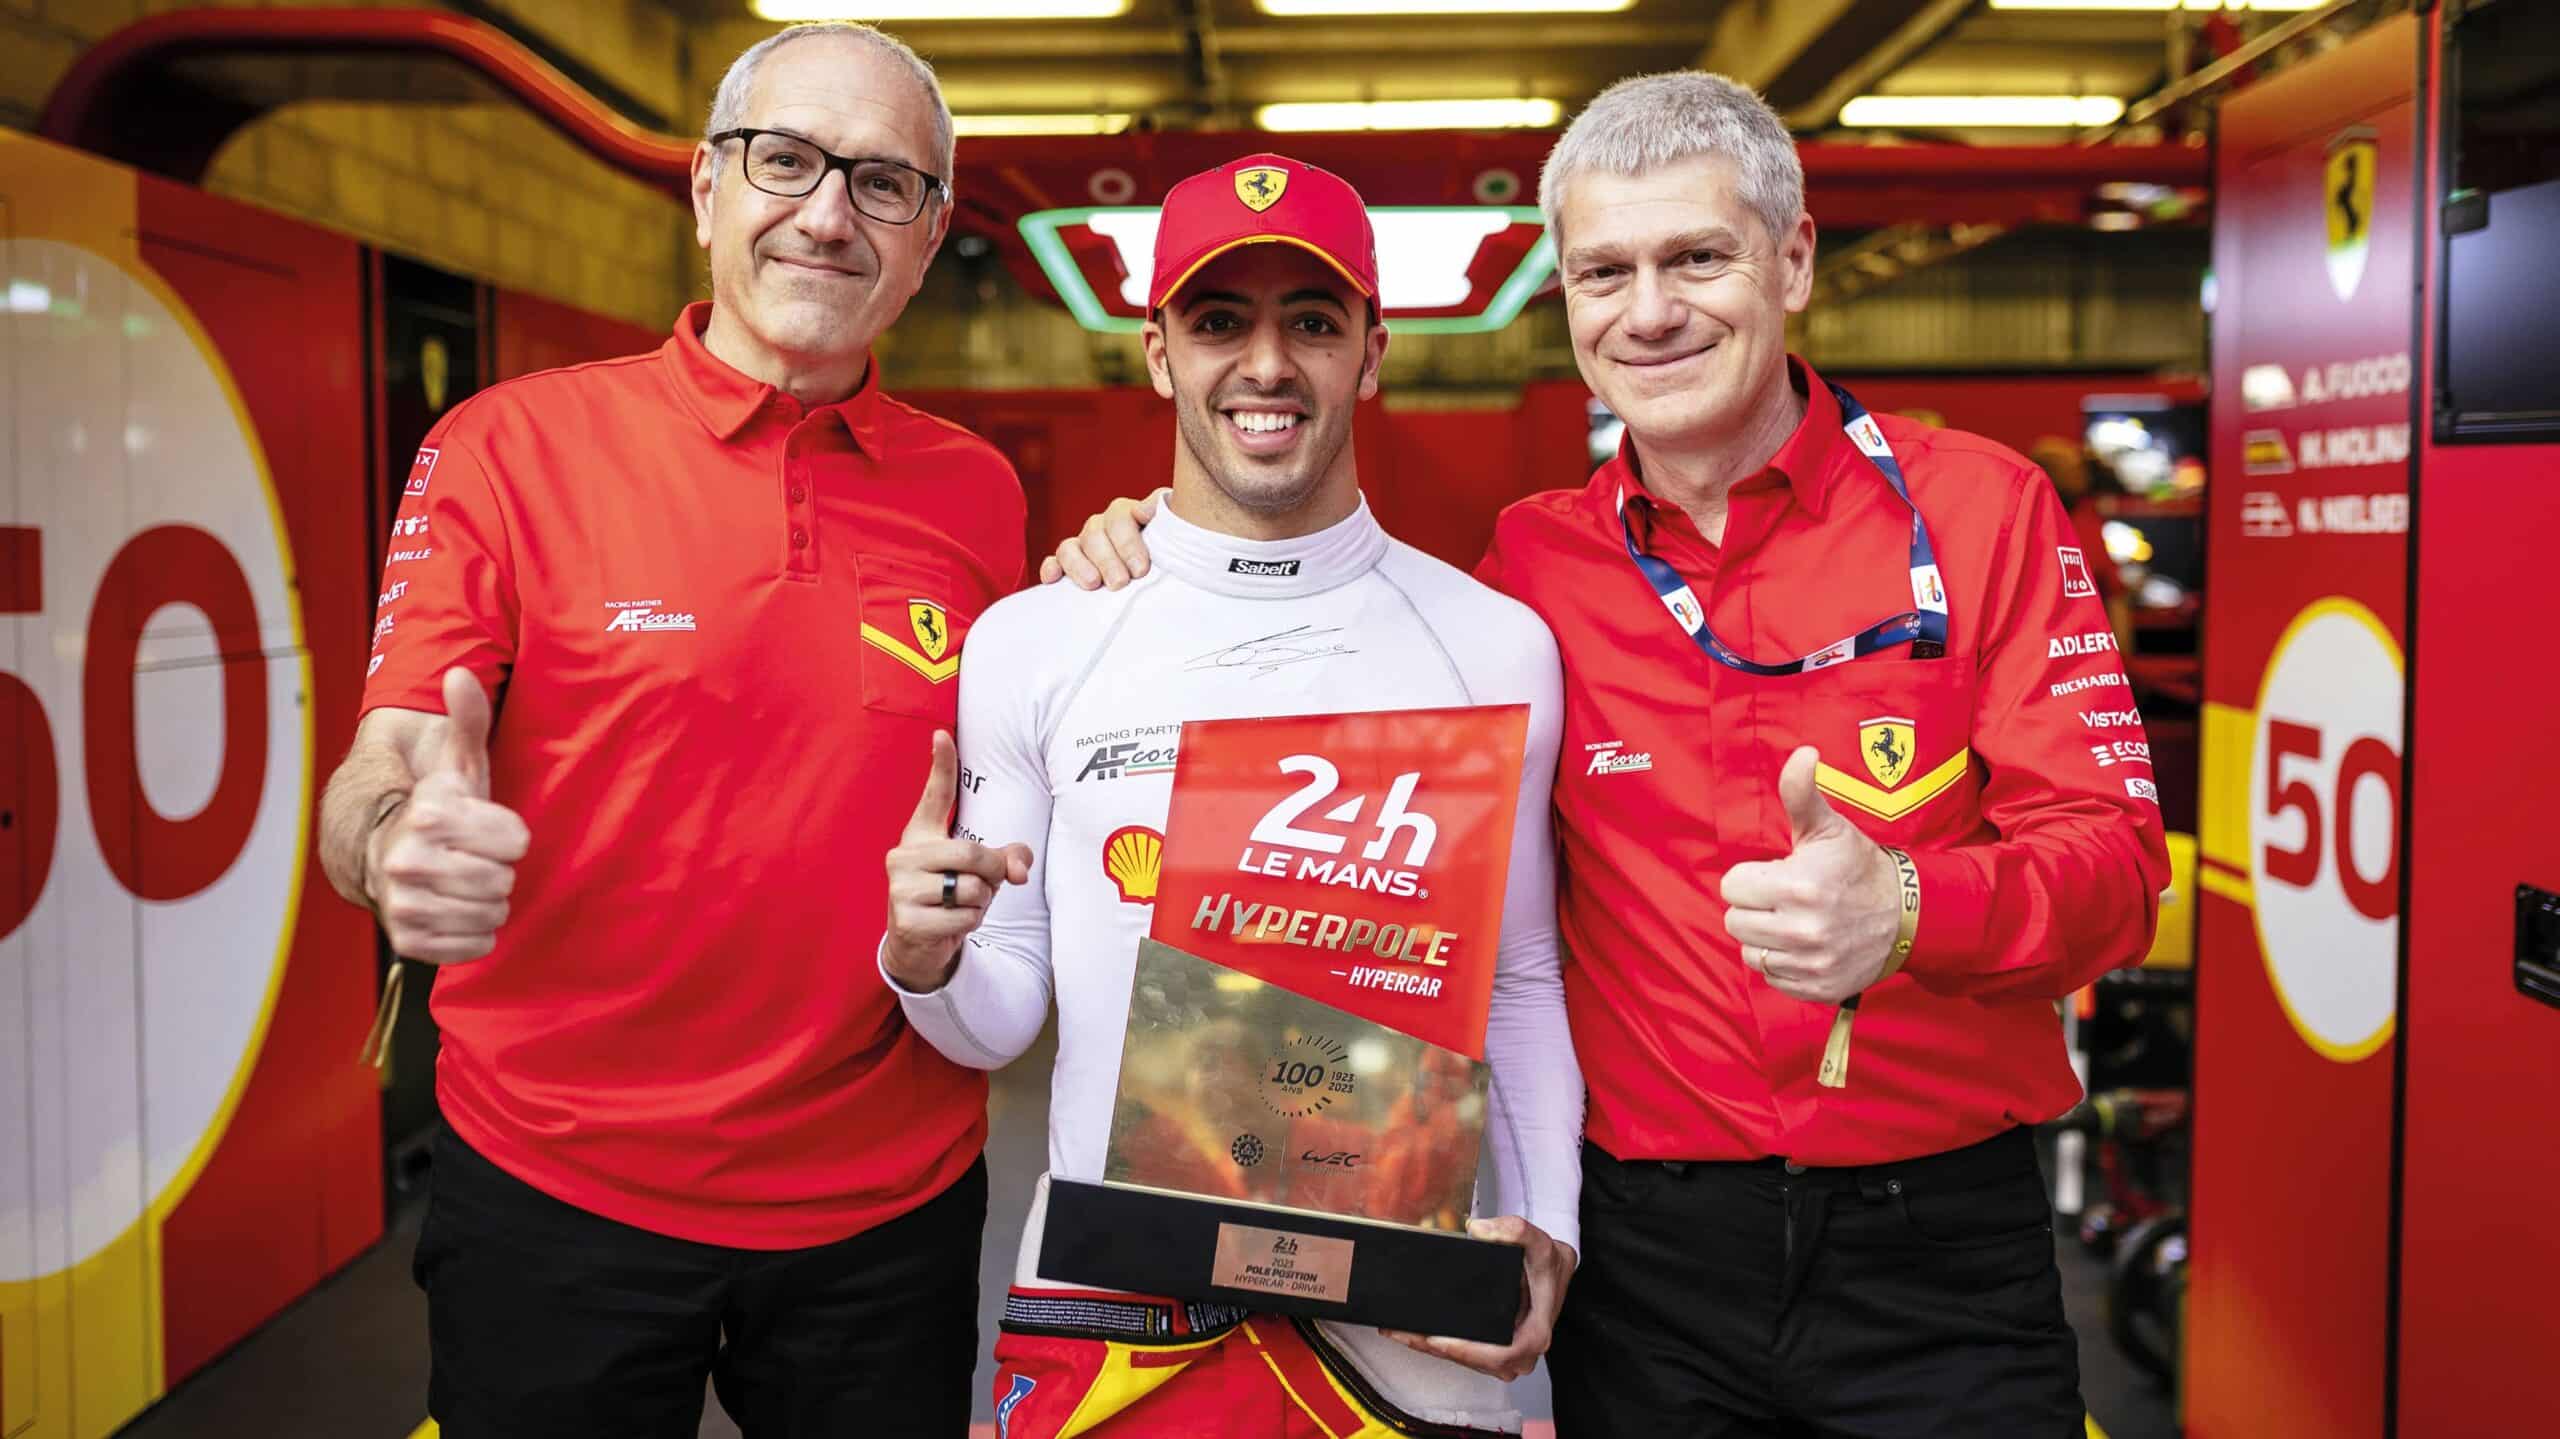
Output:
[2247, 596, 2404, 1063]
[2, 233, 311, 1328]
[4, 525, 269, 937]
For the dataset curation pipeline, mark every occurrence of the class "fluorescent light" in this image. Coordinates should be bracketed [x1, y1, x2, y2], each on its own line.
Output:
[1256, 98, 1562, 132]
[1987, 1, 2324, 10]
[6, 279, 50, 314]
[751, 0, 1130, 19]
[951, 113, 1133, 136]
[1088, 208, 1513, 309]
[1022, 206, 1556, 335]
[1259, 0, 1631, 13]
[1838, 95, 2127, 128]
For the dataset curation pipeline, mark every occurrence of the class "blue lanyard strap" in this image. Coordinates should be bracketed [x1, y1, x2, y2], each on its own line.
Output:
[1615, 382, 1948, 674]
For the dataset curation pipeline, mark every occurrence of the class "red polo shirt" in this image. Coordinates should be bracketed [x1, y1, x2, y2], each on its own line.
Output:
[363, 302, 1025, 1247]
[1480, 359, 2168, 1166]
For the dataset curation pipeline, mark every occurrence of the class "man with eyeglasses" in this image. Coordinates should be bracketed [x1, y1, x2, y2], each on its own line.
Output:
[316, 21, 1018, 1436]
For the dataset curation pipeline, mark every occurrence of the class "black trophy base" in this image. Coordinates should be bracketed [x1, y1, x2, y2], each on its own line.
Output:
[1039, 1178, 1518, 1344]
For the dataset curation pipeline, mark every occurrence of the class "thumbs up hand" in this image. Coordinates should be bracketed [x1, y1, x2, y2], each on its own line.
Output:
[1717, 745, 1904, 1006]
[369, 667, 532, 964]
[883, 730, 1035, 994]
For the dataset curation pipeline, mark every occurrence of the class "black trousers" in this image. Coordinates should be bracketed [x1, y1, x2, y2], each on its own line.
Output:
[1548, 1126, 2081, 1438]
[415, 1126, 985, 1439]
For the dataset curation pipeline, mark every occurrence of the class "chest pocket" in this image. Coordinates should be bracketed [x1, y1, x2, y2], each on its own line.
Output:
[856, 554, 978, 723]
[1749, 657, 1981, 852]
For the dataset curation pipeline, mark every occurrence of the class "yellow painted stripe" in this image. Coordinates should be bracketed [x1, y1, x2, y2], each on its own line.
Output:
[1814, 747, 1972, 821]
[2200, 861, 2255, 908]
[2200, 700, 2255, 871]
[860, 623, 960, 683]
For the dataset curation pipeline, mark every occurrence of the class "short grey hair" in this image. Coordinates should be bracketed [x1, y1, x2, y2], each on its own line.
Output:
[705, 22, 956, 187]
[1539, 72, 1804, 247]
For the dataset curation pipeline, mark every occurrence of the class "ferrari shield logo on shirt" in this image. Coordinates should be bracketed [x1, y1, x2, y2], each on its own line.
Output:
[2325, 128, 2377, 303]
[1860, 716, 1917, 789]
[909, 599, 950, 661]
[861, 599, 961, 682]
[1234, 165, 1288, 212]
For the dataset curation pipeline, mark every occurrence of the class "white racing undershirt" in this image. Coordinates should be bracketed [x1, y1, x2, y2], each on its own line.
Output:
[884, 495, 1582, 1426]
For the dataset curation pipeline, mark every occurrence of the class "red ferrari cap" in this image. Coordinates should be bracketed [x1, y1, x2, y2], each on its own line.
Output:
[1148, 152, 1379, 312]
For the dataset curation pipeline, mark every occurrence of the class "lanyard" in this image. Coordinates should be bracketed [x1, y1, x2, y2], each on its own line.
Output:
[1615, 382, 1947, 673]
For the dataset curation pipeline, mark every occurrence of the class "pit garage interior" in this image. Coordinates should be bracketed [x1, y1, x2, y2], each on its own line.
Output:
[2, 2, 2555, 1437]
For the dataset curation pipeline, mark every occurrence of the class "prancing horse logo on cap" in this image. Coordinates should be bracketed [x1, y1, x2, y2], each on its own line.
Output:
[1235, 166, 1288, 212]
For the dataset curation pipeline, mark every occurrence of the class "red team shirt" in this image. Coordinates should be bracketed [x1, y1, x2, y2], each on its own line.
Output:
[1482, 359, 2169, 1166]
[363, 302, 1025, 1247]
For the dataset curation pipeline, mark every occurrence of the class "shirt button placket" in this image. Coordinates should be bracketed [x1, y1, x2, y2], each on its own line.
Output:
[784, 421, 819, 578]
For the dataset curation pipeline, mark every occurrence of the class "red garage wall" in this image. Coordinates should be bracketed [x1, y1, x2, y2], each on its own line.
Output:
[492, 289, 662, 384]
[2187, 18, 2419, 1437]
[1829, 372, 2205, 457]
[2393, 9, 2560, 1429]
[136, 169, 385, 1387]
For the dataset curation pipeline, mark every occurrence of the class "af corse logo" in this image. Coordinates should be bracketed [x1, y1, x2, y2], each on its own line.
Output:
[1079, 739, 1178, 782]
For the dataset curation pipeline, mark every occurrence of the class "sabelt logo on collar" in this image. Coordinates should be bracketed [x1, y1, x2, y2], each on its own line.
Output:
[1228, 557, 1302, 578]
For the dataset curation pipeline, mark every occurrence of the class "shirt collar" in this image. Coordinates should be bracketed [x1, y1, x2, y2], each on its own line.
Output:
[1599, 355, 1857, 525]
[662, 300, 887, 451]
[1147, 492, 1389, 599]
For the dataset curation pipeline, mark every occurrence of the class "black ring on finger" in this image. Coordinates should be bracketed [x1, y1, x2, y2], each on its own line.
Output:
[940, 870, 960, 908]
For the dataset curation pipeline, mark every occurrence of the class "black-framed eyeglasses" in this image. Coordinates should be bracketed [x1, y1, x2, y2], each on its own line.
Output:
[709, 128, 949, 225]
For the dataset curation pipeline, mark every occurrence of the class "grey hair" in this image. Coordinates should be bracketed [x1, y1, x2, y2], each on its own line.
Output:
[705, 22, 956, 189]
[1539, 72, 1804, 246]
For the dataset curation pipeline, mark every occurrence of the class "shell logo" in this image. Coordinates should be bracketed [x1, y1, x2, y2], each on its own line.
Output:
[1103, 825, 1164, 904]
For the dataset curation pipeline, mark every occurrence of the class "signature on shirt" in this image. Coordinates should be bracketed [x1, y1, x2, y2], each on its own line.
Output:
[1184, 624, 1359, 677]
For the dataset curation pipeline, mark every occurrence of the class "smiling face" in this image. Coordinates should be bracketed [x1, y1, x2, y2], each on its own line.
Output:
[690, 32, 949, 394]
[1554, 150, 1815, 459]
[1144, 244, 1386, 532]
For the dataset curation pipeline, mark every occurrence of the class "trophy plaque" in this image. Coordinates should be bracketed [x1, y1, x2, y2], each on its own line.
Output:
[1039, 705, 1530, 1344]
